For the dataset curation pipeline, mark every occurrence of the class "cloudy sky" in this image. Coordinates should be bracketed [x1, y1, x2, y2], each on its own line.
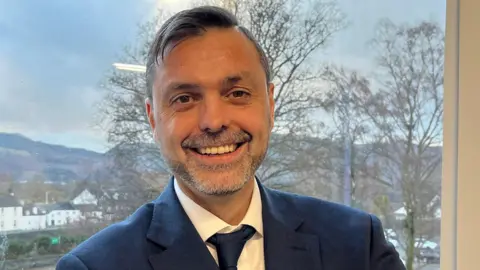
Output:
[0, 0, 446, 152]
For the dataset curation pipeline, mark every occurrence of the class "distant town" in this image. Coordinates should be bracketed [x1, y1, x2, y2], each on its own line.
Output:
[1, 183, 121, 233]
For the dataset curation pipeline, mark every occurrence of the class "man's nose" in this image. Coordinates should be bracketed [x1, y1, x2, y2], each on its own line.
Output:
[198, 96, 230, 133]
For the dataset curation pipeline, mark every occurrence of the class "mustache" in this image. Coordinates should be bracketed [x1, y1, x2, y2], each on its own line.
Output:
[182, 131, 252, 148]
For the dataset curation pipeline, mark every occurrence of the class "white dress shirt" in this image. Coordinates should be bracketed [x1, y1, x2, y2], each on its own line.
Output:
[174, 179, 265, 270]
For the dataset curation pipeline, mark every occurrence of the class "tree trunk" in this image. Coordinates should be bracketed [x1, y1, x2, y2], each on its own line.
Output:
[405, 211, 416, 270]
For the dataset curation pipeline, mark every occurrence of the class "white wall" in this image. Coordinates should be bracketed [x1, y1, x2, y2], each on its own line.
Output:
[0, 206, 23, 232]
[21, 215, 47, 230]
[46, 210, 82, 227]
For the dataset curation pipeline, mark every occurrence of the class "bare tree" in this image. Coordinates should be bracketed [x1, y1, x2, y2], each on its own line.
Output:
[82, 150, 168, 221]
[96, 11, 171, 205]
[319, 67, 389, 208]
[98, 0, 348, 194]
[363, 19, 444, 270]
[197, 0, 348, 187]
[0, 173, 14, 195]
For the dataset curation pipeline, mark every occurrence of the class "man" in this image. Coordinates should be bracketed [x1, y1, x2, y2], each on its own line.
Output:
[57, 6, 405, 270]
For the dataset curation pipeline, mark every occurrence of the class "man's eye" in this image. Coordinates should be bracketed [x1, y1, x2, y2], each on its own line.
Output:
[173, 95, 192, 104]
[229, 90, 250, 98]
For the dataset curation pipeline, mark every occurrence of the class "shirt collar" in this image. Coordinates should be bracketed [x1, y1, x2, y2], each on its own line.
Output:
[174, 178, 263, 242]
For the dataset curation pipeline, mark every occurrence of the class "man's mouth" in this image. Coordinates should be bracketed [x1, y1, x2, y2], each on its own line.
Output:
[192, 142, 246, 155]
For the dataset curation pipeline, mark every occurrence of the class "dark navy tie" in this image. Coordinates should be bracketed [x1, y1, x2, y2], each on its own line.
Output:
[207, 225, 256, 270]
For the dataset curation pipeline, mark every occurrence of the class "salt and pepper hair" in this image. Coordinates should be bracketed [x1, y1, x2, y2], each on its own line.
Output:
[145, 6, 271, 100]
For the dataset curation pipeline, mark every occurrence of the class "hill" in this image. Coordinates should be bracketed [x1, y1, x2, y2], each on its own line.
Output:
[0, 133, 106, 183]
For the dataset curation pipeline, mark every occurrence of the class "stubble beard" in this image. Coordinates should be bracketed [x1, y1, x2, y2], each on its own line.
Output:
[166, 150, 266, 196]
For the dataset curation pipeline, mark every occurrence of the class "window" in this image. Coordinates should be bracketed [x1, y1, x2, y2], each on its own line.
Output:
[3, 0, 473, 269]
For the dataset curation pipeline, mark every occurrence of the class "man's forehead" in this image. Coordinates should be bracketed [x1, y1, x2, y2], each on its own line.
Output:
[158, 51, 258, 82]
[151, 28, 265, 92]
[161, 28, 258, 66]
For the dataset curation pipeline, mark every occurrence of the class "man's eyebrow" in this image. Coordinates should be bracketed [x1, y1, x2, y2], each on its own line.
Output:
[223, 71, 253, 87]
[163, 71, 254, 92]
[164, 82, 201, 92]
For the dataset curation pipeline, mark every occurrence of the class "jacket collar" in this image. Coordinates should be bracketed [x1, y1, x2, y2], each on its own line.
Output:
[146, 176, 322, 270]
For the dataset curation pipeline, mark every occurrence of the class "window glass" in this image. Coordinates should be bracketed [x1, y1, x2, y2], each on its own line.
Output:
[0, 0, 445, 269]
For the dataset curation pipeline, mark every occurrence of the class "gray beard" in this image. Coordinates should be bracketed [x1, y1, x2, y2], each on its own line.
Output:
[165, 151, 265, 196]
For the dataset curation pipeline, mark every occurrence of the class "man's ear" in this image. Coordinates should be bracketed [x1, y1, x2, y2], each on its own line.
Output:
[145, 98, 155, 130]
[268, 83, 275, 131]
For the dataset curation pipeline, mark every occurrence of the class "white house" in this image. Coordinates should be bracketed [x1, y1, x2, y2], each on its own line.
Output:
[46, 203, 82, 227]
[0, 194, 23, 232]
[21, 202, 82, 230]
[394, 207, 407, 221]
[21, 205, 48, 230]
[69, 185, 102, 222]
[0, 190, 93, 232]
[394, 206, 441, 221]
[71, 189, 98, 206]
[32, 203, 82, 227]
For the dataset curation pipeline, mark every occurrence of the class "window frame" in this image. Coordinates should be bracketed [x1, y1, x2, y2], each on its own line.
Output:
[441, 0, 480, 269]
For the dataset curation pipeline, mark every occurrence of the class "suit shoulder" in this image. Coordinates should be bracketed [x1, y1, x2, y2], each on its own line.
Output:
[267, 188, 374, 230]
[271, 188, 370, 217]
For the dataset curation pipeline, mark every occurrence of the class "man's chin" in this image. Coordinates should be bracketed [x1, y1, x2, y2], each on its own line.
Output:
[201, 185, 243, 197]
[187, 171, 250, 196]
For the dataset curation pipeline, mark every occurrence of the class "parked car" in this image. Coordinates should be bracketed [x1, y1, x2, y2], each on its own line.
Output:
[418, 248, 440, 264]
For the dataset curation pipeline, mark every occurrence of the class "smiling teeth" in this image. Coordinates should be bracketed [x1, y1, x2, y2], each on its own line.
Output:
[198, 144, 237, 155]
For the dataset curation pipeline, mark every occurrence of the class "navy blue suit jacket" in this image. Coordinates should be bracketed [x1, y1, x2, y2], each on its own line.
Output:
[56, 178, 406, 270]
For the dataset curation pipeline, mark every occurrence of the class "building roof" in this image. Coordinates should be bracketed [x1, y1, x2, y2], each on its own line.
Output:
[70, 180, 103, 200]
[23, 204, 47, 216]
[40, 202, 76, 212]
[70, 180, 137, 204]
[74, 204, 101, 212]
[48, 202, 77, 211]
[25, 202, 78, 215]
[0, 195, 21, 207]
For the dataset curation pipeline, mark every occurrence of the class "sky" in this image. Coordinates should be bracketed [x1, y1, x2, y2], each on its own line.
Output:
[0, 0, 446, 153]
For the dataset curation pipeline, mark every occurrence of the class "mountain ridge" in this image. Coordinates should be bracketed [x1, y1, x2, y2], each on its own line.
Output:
[0, 132, 106, 183]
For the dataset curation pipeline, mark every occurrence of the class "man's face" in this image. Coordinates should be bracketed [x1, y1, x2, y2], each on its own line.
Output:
[146, 27, 274, 196]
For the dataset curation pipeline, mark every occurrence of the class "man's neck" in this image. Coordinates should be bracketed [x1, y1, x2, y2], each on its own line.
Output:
[177, 178, 255, 225]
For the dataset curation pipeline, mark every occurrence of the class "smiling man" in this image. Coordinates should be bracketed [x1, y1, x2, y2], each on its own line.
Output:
[56, 6, 405, 270]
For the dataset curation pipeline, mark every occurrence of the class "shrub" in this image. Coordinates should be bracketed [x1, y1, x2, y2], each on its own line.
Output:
[6, 241, 34, 259]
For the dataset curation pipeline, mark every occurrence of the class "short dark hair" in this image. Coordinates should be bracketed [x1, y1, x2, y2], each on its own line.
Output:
[145, 5, 271, 100]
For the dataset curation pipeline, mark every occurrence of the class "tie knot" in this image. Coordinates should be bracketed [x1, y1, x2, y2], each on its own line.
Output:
[207, 225, 256, 270]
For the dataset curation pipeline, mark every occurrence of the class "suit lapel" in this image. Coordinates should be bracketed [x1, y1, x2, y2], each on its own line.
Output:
[146, 178, 218, 270]
[145, 177, 323, 270]
[259, 182, 323, 270]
